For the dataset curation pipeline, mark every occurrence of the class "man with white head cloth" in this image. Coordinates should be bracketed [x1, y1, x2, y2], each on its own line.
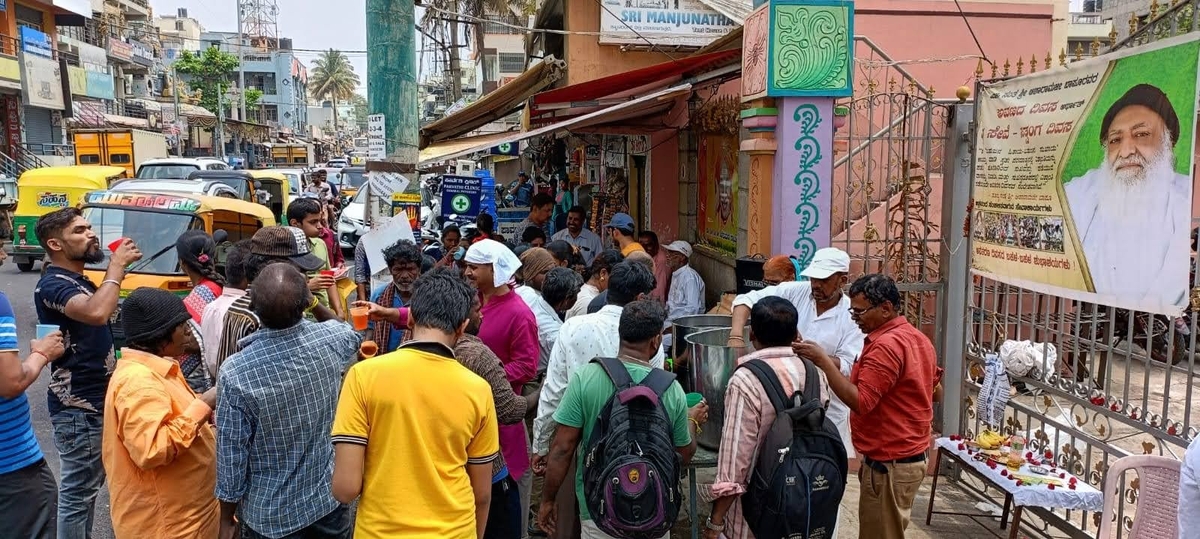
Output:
[463, 238, 541, 536]
[1064, 83, 1191, 309]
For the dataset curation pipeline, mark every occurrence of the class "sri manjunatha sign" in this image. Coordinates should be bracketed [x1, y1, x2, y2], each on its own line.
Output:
[599, 0, 737, 47]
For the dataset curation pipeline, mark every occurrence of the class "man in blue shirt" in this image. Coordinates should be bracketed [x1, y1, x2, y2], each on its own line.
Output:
[510, 172, 535, 207]
[33, 206, 141, 537]
[0, 248, 66, 538]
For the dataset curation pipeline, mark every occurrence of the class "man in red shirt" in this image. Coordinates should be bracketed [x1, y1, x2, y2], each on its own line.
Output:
[795, 273, 937, 539]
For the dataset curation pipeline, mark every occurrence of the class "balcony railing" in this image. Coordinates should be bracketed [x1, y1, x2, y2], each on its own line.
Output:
[1070, 13, 1106, 24]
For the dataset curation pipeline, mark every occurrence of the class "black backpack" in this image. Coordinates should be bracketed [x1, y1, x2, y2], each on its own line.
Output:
[580, 357, 682, 539]
[740, 358, 848, 539]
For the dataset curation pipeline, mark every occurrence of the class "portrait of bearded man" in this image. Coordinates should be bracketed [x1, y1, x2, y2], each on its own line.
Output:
[1063, 83, 1192, 310]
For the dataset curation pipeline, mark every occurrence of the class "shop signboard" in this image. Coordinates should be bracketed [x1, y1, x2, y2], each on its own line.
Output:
[67, 66, 86, 95]
[697, 133, 739, 255]
[441, 174, 482, 220]
[78, 42, 107, 71]
[599, 0, 738, 48]
[367, 113, 385, 159]
[107, 40, 133, 63]
[19, 27, 52, 58]
[489, 141, 519, 156]
[971, 35, 1200, 316]
[20, 53, 65, 110]
[85, 70, 115, 100]
[2, 95, 21, 156]
[130, 40, 153, 66]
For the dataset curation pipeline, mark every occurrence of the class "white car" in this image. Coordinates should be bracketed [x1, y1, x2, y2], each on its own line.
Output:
[337, 187, 367, 249]
[325, 158, 349, 168]
[136, 158, 230, 179]
[109, 179, 240, 198]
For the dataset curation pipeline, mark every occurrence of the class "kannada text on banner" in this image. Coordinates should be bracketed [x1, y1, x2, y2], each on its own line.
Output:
[971, 36, 1200, 316]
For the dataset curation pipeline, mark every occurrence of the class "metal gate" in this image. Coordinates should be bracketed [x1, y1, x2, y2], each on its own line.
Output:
[831, 36, 954, 362]
[956, 5, 1200, 537]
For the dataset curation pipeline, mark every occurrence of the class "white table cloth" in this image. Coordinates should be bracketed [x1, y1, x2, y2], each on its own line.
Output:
[935, 437, 1104, 512]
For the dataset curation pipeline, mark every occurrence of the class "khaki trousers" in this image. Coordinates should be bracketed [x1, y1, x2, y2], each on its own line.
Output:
[857, 460, 926, 539]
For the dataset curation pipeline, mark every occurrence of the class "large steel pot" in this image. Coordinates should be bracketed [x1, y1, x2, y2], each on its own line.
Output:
[686, 327, 752, 451]
[671, 315, 733, 392]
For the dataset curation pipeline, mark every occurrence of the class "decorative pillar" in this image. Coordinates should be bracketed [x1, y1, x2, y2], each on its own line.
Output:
[738, 6, 776, 256]
[758, 0, 854, 267]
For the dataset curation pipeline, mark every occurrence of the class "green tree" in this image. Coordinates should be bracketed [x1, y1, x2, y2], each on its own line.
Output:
[309, 49, 360, 134]
[173, 47, 242, 116]
[349, 93, 368, 131]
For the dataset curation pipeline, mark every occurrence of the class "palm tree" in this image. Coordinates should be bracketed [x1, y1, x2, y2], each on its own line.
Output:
[309, 49, 361, 135]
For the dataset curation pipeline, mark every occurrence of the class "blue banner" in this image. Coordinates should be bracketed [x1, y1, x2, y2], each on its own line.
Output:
[441, 175, 483, 220]
[85, 70, 115, 100]
[489, 141, 519, 156]
[19, 26, 52, 58]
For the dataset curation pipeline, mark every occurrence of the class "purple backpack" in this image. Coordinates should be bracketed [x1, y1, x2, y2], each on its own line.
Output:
[581, 357, 682, 539]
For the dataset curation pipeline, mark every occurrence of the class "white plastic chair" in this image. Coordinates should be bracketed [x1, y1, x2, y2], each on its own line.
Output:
[1097, 455, 1181, 538]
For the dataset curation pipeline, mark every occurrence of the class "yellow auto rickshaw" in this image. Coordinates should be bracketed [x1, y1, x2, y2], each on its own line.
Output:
[247, 169, 294, 223]
[4, 165, 127, 272]
[78, 189, 355, 343]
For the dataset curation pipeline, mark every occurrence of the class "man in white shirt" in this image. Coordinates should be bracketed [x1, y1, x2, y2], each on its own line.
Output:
[551, 206, 603, 266]
[727, 247, 863, 457]
[516, 248, 565, 374]
[1063, 84, 1190, 312]
[662, 240, 705, 349]
[531, 262, 661, 539]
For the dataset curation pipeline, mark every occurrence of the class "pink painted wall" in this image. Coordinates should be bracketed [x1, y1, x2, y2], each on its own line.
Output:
[649, 130, 680, 240]
[855, 0, 1058, 98]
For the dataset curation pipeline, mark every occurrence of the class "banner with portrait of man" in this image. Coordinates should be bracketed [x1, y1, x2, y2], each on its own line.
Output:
[971, 36, 1200, 316]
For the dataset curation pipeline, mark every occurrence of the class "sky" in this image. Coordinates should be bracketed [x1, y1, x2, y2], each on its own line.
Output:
[149, 0, 370, 93]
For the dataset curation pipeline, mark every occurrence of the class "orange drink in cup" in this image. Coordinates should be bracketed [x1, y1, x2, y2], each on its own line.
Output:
[360, 340, 378, 358]
[350, 306, 370, 331]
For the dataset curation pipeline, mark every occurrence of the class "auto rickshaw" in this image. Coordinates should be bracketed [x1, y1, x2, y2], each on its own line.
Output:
[4, 166, 128, 272]
[186, 170, 262, 204]
[78, 189, 355, 344]
[247, 169, 295, 223]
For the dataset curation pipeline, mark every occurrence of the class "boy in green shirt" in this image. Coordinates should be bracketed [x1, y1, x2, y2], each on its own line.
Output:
[287, 198, 344, 318]
[537, 299, 707, 538]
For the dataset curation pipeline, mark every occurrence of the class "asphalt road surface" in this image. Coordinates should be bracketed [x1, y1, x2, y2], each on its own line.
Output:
[2, 261, 115, 539]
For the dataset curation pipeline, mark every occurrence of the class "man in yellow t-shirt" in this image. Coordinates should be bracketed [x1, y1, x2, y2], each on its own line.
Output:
[605, 212, 645, 257]
[332, 268, 500, 539]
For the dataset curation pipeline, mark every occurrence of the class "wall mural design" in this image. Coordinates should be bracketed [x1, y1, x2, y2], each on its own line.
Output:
[791, 103, 822, 266]
[767, 0, 853, 97]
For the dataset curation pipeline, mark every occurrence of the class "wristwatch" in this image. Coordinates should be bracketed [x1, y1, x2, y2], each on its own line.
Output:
[704, 517, 725, 532]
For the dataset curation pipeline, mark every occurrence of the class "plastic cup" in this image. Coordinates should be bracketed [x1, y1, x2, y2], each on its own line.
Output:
[320, 270, 335, 277]
[350, 306, 370, 331]
[107, 237, 126, 253]
[686, 392, 704, 407]
[360, 340, 378, 357]
[36, 324, 59, 339]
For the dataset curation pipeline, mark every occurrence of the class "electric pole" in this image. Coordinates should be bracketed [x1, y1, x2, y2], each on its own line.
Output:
[366, 0, 418, 165]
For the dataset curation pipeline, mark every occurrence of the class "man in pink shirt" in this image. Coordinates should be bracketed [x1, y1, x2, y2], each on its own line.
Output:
[639, 231, 671, 302]
[464, 239, 540, 534]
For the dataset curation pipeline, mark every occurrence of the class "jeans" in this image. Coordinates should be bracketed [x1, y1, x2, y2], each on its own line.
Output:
[240, 505, 352, 539]
[486, 476, 522, 539]
[0, 459, 58, 539]
[51, 408, 106, 539]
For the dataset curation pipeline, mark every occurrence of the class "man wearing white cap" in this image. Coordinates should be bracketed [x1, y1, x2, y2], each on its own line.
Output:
[662, 240, 705, 349]
[728, 247, 864, 458]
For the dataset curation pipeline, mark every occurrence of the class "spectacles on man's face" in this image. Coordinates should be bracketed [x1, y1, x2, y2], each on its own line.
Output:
[848, 304, 879, 318]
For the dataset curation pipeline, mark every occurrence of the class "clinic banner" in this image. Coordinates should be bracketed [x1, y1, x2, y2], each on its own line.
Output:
[971, 35, 1200, 316]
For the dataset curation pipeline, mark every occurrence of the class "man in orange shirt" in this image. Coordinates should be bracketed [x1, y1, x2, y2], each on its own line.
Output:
[605, 213, 644, 257]
[102, 288, 219, 538]
[795, 274, 938, 539]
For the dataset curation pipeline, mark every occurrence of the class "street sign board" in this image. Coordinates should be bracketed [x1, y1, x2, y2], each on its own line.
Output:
[367, 114, 386, 160]
[441, 174, 482, 220]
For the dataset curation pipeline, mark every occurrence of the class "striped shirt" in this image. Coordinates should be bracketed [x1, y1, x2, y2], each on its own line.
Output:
[0, 291, 43, 475]
[213, 293, 258, 372]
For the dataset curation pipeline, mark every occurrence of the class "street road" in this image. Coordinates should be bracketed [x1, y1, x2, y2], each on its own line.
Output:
[1, 261, 115, 539]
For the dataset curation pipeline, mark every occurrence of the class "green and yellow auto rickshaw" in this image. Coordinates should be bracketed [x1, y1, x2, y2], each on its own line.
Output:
[4, 165, 127, 272]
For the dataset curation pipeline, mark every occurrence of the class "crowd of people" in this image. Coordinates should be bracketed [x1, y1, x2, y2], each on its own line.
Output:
[0, 197, 942, 539]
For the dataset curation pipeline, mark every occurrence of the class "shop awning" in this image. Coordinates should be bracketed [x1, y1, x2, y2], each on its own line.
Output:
[421, 83, 691, 165]
[529, 49, 738, 125]
[419, 55, 566, 149]
[694, 0, 752, 24]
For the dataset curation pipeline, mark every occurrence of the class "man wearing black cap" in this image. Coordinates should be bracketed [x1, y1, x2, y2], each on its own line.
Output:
[211, 226, 340, 370]
[1064, 83, 1191, 307]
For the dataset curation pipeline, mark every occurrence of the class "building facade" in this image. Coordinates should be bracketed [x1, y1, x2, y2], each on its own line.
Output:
[200, 30, 308, 135]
